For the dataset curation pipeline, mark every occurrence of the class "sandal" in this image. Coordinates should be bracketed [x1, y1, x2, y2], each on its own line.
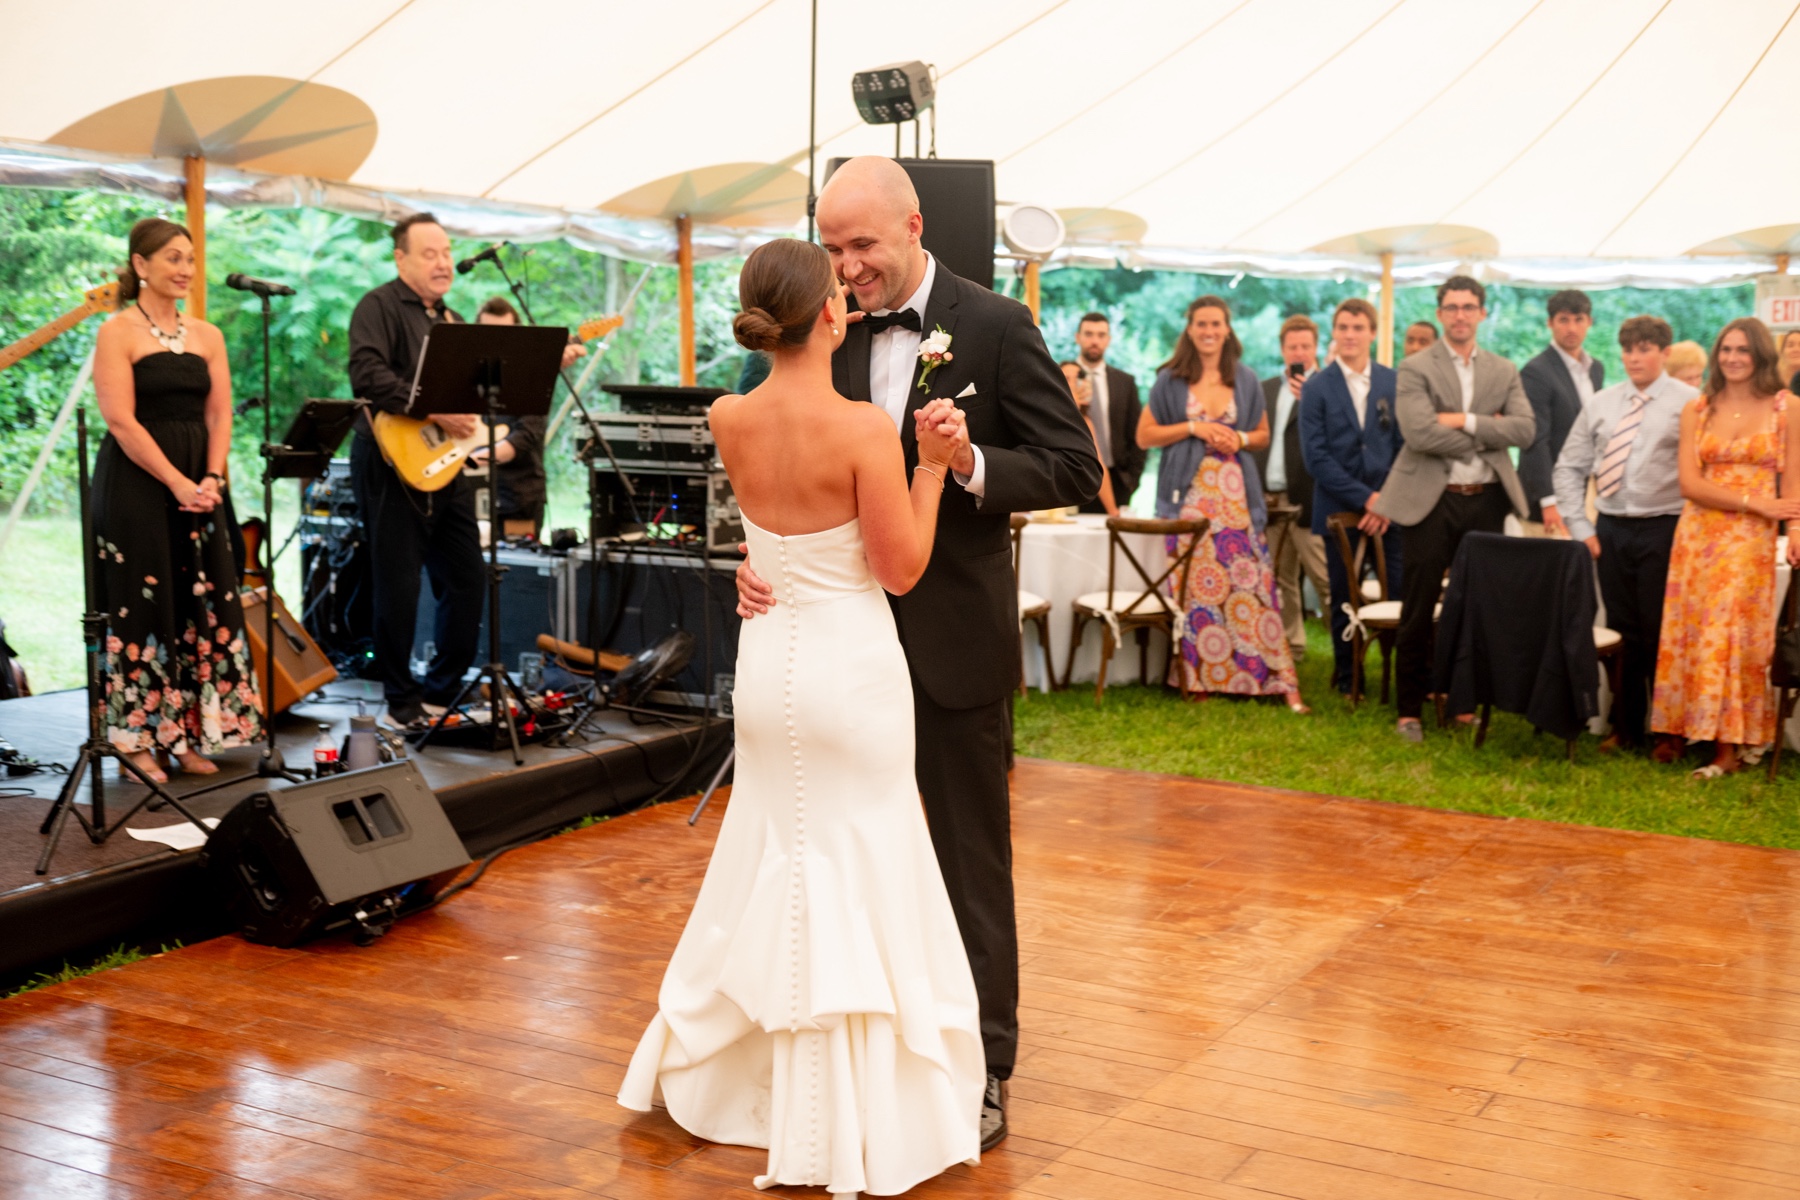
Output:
[119, 751, 167, 784]
[1287, 700, 1311, 715]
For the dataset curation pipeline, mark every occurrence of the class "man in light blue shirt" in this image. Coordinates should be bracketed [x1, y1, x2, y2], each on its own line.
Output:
[1552, 315, 1696, 754]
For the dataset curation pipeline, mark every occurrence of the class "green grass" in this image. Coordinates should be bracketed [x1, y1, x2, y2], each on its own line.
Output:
[4, 942, 182, 999]
[1015, 620, 1800, 852]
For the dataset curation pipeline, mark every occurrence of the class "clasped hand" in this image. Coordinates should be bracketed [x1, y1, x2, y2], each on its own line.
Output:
[174, 475, 221, 514]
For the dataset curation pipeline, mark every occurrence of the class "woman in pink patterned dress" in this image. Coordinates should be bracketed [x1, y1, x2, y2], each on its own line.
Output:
[1137, 296, 1305, 712]
[1652, 318, 1800, 778]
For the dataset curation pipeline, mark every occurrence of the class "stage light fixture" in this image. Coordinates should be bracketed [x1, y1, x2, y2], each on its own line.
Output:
[852, 62, 935, 125]
[1001, 203, 1066, 261]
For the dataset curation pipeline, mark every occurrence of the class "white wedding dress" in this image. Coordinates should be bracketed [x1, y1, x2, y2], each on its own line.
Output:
[618, 515, 984, 1197]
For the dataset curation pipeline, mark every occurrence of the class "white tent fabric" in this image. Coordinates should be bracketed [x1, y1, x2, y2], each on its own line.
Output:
[3, 0, 1796, 279]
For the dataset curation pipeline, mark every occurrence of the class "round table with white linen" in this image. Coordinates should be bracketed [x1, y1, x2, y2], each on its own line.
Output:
[1015, 513, 1170, 692]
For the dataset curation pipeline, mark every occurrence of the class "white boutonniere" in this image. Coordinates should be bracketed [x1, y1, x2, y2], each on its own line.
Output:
[917, 325, 953, 391]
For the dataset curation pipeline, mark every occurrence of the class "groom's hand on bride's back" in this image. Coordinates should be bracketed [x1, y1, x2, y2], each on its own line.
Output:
[736, 551, 775, 619]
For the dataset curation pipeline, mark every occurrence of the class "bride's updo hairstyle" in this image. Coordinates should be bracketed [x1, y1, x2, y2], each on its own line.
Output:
[733, 238, 835, 354]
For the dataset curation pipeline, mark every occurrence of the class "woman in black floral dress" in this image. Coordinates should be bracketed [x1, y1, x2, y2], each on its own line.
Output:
[90, 218, 262, 783]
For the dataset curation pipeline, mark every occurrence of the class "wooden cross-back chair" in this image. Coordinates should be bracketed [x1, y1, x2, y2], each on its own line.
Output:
[1064, 516, 1209, 705]
[1324, 512, 1401, 708]
[1010, 513, 1056, 695]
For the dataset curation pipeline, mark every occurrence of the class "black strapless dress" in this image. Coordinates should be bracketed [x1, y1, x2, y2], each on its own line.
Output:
[90, 351, 262, 756]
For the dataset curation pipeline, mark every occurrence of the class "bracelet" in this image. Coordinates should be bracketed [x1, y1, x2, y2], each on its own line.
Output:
[1186, 419, 1197, 438]
[1237, 430, 1248, 449]
[1743, 493, 1751, 513]
[204, 472, 226, 485]
[915, 463, 945, 487]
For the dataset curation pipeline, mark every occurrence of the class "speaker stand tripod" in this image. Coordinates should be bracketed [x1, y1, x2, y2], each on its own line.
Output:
[37, 409, 214, 875]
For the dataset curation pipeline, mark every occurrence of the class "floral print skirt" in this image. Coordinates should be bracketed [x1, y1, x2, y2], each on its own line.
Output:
[1167, 451, 1297, 696]
[91, 423, 263, 756]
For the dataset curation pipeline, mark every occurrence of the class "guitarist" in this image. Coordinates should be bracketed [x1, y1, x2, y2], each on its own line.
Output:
[466, 295, 586, 539]
[347, 212, 484, 730]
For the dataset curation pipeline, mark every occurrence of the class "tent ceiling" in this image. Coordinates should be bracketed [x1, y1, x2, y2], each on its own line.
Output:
[3, 0, 1796, 268]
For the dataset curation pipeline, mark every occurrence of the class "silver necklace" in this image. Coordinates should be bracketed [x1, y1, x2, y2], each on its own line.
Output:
[139, 305, 187, 355]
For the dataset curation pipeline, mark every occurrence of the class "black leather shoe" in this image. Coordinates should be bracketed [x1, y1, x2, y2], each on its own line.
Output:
[980, 1073, 1008, 1151]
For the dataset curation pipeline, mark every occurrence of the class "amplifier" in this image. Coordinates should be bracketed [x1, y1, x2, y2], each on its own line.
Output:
[576, 411, 717, 469]
[591, 467, 743, 555]
[567, 545, 740, 712]
[299, 512, 374, 675]
[412, 546, 570, 675]
[242, 587, 339, 714]
[601, 383, 727, 416]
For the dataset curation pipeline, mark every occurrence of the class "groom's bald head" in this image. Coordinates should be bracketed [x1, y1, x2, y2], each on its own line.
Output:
[817, 157, 927, 314]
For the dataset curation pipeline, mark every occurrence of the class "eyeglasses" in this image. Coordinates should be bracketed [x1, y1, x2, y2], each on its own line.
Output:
[1438, 303, 1483, 316]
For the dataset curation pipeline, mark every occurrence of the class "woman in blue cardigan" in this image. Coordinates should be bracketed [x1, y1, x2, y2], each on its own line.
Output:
[1137, 295, 1306, 712]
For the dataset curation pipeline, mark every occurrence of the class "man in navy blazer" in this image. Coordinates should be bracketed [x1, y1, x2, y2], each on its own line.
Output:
[1298, 298, 1406, 695]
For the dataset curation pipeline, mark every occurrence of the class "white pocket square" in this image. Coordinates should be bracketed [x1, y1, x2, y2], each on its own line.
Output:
[956, 383, 977, 399]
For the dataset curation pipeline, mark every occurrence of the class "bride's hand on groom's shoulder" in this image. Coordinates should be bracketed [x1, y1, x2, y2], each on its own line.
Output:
[735, 549, 774, 619]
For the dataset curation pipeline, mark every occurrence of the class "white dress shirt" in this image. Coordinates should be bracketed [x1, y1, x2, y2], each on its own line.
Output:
[1341, 362, 1371, 427]
[1551, 372, 1695, 542]
[866, 253, 985, 499]
[1266, 367, 1313, 493]
[1445, 344, 1496, 486]
[1543, 344, 1598, 509]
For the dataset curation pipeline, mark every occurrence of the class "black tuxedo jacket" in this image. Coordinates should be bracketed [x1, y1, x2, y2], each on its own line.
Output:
[1518, 346, 1603, 522]
[1252, 375, 1316, 528]
[832, 264, 1102, 709]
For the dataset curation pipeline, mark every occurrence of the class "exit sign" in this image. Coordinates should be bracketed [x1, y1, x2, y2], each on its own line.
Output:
[1763, 295, 1800, 326]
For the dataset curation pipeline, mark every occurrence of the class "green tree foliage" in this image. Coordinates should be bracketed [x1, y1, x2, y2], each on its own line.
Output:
[0, 184, 1760, 522]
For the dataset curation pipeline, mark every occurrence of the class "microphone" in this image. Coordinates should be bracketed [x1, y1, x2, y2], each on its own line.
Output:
[234, 395, 264, 417]
[225, 273, 296, 297]
[456, 242, 510, 275]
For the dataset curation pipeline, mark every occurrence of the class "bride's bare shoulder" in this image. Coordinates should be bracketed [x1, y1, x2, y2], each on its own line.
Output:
[708, 392, 746, 426]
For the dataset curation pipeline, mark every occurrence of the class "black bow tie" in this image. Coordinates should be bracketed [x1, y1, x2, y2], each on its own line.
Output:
[860, 308, 922, 335]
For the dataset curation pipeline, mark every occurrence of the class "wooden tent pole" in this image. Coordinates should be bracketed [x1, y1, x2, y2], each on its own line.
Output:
[1377, 251, 1395, 367]
[676, 214, 695, 386]
[183, 155, 207, 320]
[1024, 261, 1041, 324]
[1778, 252, 1791, 276]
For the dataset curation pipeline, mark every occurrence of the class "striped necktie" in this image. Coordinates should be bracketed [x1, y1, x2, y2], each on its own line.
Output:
[1596, 393, 1646, 498]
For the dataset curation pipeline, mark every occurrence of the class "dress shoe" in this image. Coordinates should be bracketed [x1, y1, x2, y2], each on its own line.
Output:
[980, 1074, 1008, 1151]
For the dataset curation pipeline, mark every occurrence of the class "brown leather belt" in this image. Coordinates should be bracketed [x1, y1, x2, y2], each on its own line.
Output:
[1444, 483, 1490, 495]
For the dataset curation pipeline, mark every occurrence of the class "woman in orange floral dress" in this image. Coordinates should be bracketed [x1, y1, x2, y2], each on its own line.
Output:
[1651, 318, 1800, 778]
[1137, 296, 1304, 711]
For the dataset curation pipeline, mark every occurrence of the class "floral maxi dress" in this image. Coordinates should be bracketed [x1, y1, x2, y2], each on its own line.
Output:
[91, 351, 263, 756]
[1167, 395, 1298, 696]
[1651, 393, 1787, 746]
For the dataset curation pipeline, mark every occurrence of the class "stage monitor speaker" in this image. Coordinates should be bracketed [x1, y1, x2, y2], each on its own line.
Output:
[826, 157, 995, 290]
[242, 587, 339, 715]
[201, 760, 471, 947]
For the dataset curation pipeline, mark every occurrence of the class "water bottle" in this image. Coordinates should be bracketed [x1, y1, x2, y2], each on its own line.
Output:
[312, 723, 340, 774]
[344, 703, 380, 772]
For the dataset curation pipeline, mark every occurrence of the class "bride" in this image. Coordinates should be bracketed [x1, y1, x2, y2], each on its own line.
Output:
[618, 238, 985, 1197]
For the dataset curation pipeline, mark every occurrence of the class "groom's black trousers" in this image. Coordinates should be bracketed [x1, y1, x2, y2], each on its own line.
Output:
[913, 682, 1018, 1081]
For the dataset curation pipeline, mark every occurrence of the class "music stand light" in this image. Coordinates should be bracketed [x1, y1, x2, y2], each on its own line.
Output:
[405, 321, 565, 765]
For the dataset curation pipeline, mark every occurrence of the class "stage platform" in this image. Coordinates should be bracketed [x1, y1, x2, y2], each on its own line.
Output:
[0, 758, 1795, 1197]
[0, 682, 730, 981]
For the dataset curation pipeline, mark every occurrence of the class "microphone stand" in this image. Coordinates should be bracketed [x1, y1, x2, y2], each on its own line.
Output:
[473, 254, 642, 733]
[178, 288, 308, 800]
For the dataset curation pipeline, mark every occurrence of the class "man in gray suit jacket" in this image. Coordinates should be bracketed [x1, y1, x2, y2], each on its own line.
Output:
[1371, 276, 1535, 742]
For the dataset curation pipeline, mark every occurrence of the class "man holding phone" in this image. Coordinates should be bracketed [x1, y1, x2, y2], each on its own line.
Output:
[1253, 314, 1329, 662]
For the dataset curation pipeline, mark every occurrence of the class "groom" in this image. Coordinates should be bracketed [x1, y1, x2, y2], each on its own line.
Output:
[736, 156, 1101, 1148]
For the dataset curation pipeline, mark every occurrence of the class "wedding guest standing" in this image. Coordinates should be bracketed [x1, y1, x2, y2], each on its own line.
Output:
[1299, 298, 1405, 696]
[1780, 328, 1800, 393]
[1520, 290, 1604, 538]
[1403, 320, 1439, 358]
[90, 217, 262, 784]
[1651, 318, 1800, 778]
[1253, 315, 1328, 663]
[1073, 313, 1145, 510]
[1061, 362, 1118, 515]
[1371, 276, 1534, 743]
[1666, 340, 1706, 389]
[1551, 316, 1696, 754]
[1137, 296, 1305, 712]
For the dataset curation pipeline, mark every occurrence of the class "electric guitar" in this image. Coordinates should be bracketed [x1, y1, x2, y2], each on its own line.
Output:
[371, 314, 625, 492]
[0, 281, 120, 371]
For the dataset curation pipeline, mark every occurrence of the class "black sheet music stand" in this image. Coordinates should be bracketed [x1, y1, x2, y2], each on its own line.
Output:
[407, 322, 565, 764]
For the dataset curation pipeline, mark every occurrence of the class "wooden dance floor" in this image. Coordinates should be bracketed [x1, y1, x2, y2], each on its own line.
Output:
[1, 759, 1798, 1198]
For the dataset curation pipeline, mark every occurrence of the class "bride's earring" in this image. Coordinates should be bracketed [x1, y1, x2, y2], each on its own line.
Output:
[829, 324, 839, 338]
